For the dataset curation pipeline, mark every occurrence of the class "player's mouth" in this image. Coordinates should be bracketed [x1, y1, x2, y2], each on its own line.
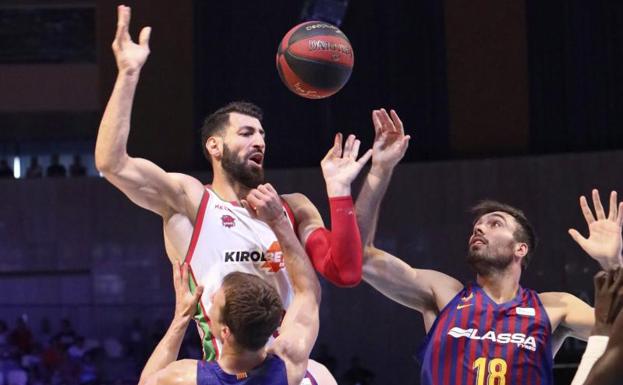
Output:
[248, 152, 264, 167]
[470, 236, 487, 247]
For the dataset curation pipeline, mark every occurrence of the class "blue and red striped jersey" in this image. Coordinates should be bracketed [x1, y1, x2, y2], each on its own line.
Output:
[417, 283, 553, 385]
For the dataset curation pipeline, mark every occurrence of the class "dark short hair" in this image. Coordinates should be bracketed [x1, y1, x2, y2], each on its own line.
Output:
[200, 102, 263, 162]
[471, 200, 537, 270]
[220, 272, 283, 351]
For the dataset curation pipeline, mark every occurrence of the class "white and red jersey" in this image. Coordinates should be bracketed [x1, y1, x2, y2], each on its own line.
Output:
[185, 187, 296, 360]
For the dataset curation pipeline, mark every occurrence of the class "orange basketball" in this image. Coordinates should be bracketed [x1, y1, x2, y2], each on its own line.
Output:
[276, 21, 354, 99]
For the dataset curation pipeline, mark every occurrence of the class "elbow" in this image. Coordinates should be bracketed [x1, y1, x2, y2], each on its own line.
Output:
[95, 151, 128, 175]
[331, 270, 362, 288]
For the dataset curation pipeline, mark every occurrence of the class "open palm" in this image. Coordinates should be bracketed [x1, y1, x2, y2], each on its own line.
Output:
[569, 189, 623, 269]
[112, 6, 151, 75]
[371, 109, 410, 171]
[321, 133, 372, 192]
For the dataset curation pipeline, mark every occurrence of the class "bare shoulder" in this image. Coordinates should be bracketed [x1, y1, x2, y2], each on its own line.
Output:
[268, 342, 308, 385]
[142, 359, 197, 385]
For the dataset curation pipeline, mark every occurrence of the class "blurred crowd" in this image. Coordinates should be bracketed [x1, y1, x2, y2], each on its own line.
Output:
[0, 316, 201, 385]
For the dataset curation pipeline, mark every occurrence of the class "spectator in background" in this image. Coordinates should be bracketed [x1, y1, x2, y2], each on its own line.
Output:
[46, 154, 66, 178]
[0, 159, 13, 178]
[69, 155, 87, 177]
[25, 156, 42, 178]
[9, 316, 33, 356]
[54, 319, 76, 350]
[36, 318, 53, 349]
[0, 319, 9, 354]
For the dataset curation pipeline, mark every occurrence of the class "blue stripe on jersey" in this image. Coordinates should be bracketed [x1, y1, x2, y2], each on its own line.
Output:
[418, 283, 553, 385]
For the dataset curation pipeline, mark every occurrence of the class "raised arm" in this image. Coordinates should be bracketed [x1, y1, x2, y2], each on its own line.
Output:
[356, 110, 462, 317]
[356, 108, 409, 246]
[363, 246, 462, 317]
[138, 262, 203, 385]
[285, 133, 372, 287]
[95, 6, 203, 218]
[243, 184, 321, 385]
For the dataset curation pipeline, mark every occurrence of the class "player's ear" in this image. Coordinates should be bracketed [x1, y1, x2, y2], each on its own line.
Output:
[207, 136, 223, 160]
[515, 242, 528, 258]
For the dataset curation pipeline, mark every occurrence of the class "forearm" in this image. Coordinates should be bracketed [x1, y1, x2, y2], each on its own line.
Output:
[306, 196, 363, 286]
[272, 218, 321, 301]
[355, 165, 393, 247]
[570, 335, 609, 385]
[139, 315, 190, 383]
[95, 72, 140, 172]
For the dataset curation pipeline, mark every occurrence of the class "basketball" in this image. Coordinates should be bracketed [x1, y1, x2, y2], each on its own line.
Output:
[276, 21, 354, 99]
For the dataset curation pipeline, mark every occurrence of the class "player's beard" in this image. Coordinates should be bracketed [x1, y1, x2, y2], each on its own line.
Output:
[221, 144, 264, 189]
[466, 239, 515, 276]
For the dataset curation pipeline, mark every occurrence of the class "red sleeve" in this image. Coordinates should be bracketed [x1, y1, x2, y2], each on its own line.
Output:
[304, 196, 362, 287]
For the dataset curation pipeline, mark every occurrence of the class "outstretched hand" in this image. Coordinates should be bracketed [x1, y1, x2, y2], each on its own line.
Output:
[172, 262, 203, 321]
[370, 108, 410, 174]
[569, 190, 623, 269]
[321, 133, 372, 196]
[112, 5, 151, 76]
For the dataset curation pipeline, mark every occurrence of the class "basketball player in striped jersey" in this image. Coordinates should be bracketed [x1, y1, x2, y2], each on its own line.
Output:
[354, 108, 623, 385]
[95, 4, 371, 370]
[138, 183, 331, 385]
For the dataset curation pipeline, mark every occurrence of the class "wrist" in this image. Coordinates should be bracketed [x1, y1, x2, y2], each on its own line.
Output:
[591, 323, 611, 336]
[267, 213, 293, 234]
[325, 182, 351, 197]
[117, 69, 141, 82]
[370, 164, 395, 178]
[172, 314, 193, 327]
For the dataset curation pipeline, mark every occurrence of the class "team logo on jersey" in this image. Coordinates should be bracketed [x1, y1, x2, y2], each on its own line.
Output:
[516, 307, 536, 317]
[222, 242, 285, 273]
[261, 242, 285, 273]
[221, 215, 236, 228]
[461, 292, 474, 302]
[447, 327, 537, 351]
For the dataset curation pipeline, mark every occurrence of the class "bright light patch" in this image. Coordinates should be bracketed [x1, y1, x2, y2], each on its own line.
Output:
[13, 156, 20, 178]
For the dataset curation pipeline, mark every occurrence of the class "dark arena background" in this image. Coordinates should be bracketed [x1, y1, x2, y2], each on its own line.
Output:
[1, 1, 623, 384]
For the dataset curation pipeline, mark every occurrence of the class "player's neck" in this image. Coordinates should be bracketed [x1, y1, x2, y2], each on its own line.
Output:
[218, 345, 267, 375]
[476, 265, 521, 304]
[211, 172, 251, 202]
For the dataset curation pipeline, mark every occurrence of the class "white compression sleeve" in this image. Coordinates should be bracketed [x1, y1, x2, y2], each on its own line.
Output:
[570, 335, 609, 385]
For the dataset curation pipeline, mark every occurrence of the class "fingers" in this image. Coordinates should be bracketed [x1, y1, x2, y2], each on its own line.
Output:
[593, 189, 606, 220]
[240, 199, 257, 218]
[389, 109, 404, 135]
[172, 260, 181, 284]
[372, 110, 382, 139]
[343, 134, 355, 157]
[618, 202, 623, 227]
[594, 270, 608, 291]
[193, 285, 204, 303]
[115, 5, 131, 48]
[357, 149, 373, 165]
[568, 228, 588, 249]
[323, 133, 343, 161]
[139, 26, 151, 48]
[579, 195, 596, 224]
